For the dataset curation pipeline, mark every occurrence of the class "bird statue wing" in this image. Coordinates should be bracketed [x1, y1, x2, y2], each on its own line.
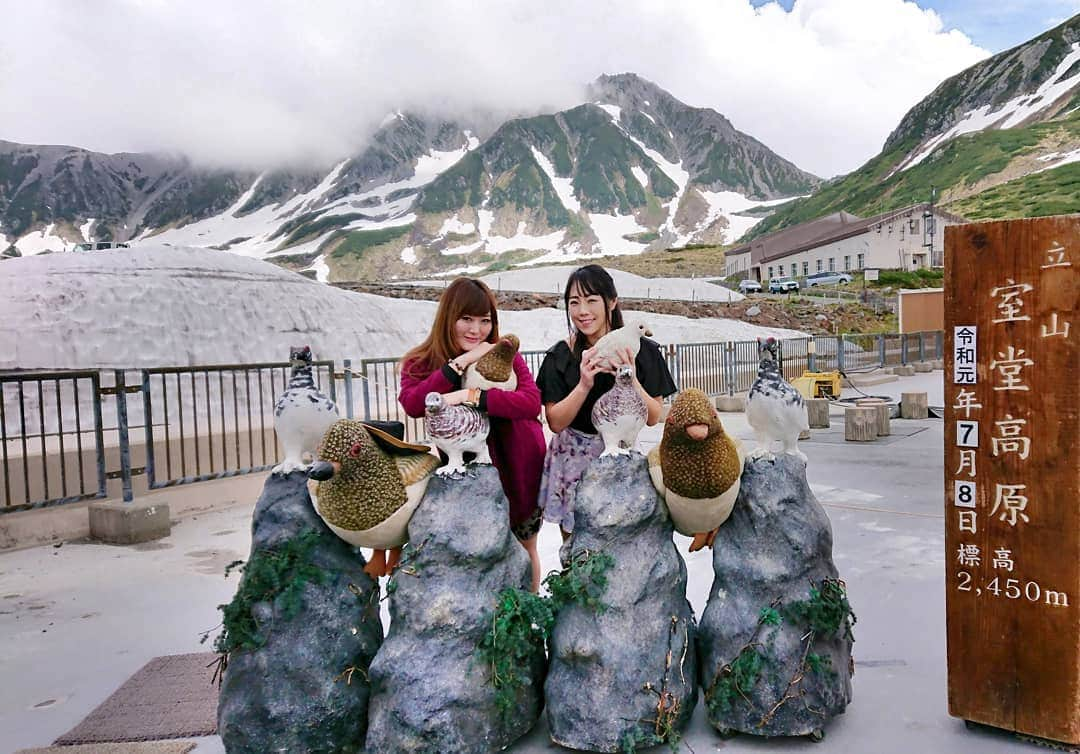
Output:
[395, 452, 441, 486]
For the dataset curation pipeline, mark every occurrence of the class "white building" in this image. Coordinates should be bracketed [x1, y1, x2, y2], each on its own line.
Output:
[725, 203, 968, 282]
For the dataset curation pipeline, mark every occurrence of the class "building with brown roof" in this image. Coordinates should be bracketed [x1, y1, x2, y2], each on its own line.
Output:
[725, 203, 968, 282]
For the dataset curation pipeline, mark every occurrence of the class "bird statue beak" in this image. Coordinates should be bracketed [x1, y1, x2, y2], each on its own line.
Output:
[644, 328, 653, 337]
[686, 423, 709, 441]
[307, 461, 338, 481]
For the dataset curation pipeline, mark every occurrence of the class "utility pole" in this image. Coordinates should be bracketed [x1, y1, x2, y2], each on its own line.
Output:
[924, 185, 937, 267]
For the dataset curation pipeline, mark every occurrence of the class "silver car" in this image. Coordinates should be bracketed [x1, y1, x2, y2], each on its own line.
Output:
[806, 271, 852, 286]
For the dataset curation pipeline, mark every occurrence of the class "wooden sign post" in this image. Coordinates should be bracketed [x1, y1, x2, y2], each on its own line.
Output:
[944, 215, 1079, 744]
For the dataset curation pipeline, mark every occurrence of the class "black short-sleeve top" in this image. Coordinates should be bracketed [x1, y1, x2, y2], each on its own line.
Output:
[535, 337, 678, 435]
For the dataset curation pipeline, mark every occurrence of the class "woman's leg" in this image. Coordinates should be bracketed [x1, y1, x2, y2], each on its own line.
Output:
[519, 534, 541, 593]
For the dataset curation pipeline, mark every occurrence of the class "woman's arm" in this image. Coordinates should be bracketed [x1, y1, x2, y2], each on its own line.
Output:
[483, 354, 542, 420]
[543, 347, 604, 433]
[398, 360, 460, 418]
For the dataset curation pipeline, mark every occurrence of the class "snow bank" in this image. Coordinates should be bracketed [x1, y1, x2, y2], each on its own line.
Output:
[414, 265, 745, 303]
[1, 246, 792, 371]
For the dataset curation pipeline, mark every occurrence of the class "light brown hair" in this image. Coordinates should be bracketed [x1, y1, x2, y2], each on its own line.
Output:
[401, 277, 499, 378]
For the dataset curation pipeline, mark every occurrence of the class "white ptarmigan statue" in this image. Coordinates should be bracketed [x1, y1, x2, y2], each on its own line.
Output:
[591, 365, 647, 457]
[590, 318, 653, 371]
[272, 345, 339, 475]
[464, 334, 519, 391]
[424, 391, 491, 476]
[746, 337, 810, 462]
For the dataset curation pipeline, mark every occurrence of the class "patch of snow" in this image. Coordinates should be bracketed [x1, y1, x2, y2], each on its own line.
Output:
[484, 224, 565, 257]
[590, 212, 651, 255]
[631, 166, 649, 188]
[477, 209, 495, 238]
[695, 191, 802, 245]
[412, 265, 743, 304]
[438, 215, 476, 236]
[304, 254, 330, 283]
[379, 110, 404, 128]
[228, 173, 265, 217]
[596, 103, 622, 122]
[639, 111, 656, 125]
[15, 223, 65, 256]
[1033, 147, 1080, 173]
[899, 43, 1080, 174]
[400, 247, 418, 265]
[530, 147, 580, 213]
[628, 137, 690, 245]
[644, 100, 650, 106]
[79, 218, 95, 242]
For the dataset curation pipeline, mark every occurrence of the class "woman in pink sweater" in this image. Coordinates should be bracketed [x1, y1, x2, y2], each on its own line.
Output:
[398, 277, 546, 591]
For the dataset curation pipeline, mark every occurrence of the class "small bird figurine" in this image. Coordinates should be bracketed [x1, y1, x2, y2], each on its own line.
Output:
[746, 337, 810, 462]
[592, 365, 647, 457]
[424, 392, 491, 476]
[272, 345, 338, 476]
[648, 388, 744, 551]
[591, 317, 653, 371]
[307, 419, 439, 577]
[464, 334, 519, 392]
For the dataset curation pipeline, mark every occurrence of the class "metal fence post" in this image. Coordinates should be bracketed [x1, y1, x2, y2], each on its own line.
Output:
[724, 343, 734, 396]
[918, 332, 926, 362]
[836, 335, 845, 372]
[808, 338, 817, 372]
[936, 330, 944, 360]
[114, 370, 133, 503]
[343, 359, 354, 420]
[361, 360, 371, 422]
[901, 335, 908, 365]
[141, 370, 156, 489]
[878, 334, 886, 367]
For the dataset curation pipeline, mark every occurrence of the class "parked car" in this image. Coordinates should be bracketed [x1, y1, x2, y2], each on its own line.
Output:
[738, 279, 762, 293]
[769, 277, 800, 293]
[805, 271, 852, 286]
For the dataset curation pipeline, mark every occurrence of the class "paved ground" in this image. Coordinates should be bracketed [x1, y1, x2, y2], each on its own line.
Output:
[0, 372, 1040, 753]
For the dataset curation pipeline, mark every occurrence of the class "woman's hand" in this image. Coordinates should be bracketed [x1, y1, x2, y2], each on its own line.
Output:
[454, 341, 497, 367]
[577, 346, 606, 391]
[442, 389, 471, 406]
[613, 346, 637, 373]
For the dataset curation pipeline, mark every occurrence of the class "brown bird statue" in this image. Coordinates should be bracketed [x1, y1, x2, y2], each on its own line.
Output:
[464, 333, 520, 391]
[307, 419, 439, 577]
[648, 389, 745, 552]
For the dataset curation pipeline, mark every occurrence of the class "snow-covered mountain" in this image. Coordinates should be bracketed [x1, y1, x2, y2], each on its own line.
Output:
[746, 14, 1080, 239]
[1, 74, 818, 280]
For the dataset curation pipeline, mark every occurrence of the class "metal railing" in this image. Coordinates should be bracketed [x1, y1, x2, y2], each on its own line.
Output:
[2, 331, 943, 513]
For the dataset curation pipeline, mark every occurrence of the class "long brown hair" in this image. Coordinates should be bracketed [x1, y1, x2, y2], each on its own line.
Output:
[402, 277, 500, 377]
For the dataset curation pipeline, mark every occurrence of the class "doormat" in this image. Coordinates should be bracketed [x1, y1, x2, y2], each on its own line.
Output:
[53, 652, 218, 745]
[19, 742, 196, 754]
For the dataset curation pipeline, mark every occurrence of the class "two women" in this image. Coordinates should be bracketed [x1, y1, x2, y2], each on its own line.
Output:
[397, 265, 677, 584]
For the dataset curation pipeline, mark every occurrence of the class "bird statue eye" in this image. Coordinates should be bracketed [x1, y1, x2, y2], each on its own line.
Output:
[347, 441, 363, 458]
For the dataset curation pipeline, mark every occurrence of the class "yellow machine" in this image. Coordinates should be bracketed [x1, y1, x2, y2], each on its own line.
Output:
[792, 370, 842, 399]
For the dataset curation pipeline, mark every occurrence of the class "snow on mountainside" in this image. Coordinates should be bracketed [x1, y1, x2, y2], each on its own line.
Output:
[410, 265, 744, 303]
[745, 15, 1080, 240]
[0, 245, 801, 371]
[1, 74, 817, 282]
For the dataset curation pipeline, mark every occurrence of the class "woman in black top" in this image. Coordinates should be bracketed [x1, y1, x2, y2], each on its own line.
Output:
[535, 265, 677, 536]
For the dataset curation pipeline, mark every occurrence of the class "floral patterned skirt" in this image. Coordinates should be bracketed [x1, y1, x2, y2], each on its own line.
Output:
[538, 428, 604, 533]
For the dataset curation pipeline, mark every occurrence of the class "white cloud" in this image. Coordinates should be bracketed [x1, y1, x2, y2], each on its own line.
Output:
[0, 0, 990, 176]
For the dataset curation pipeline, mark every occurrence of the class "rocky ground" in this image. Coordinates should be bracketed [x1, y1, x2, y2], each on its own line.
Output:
[333, 282, 896, 335]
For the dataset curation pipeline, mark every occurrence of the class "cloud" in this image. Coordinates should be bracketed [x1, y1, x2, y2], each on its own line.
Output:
[0, 0, 990, 176]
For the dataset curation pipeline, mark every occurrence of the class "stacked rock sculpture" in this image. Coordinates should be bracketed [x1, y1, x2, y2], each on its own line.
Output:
[545, 454, 697, 752]
[364, 465, 542, 753]
[698, 454, 854, 740]
[217, 472, 383, 753]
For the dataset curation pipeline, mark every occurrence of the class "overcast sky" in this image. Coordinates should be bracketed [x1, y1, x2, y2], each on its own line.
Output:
[1, 0, 1076, 177]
